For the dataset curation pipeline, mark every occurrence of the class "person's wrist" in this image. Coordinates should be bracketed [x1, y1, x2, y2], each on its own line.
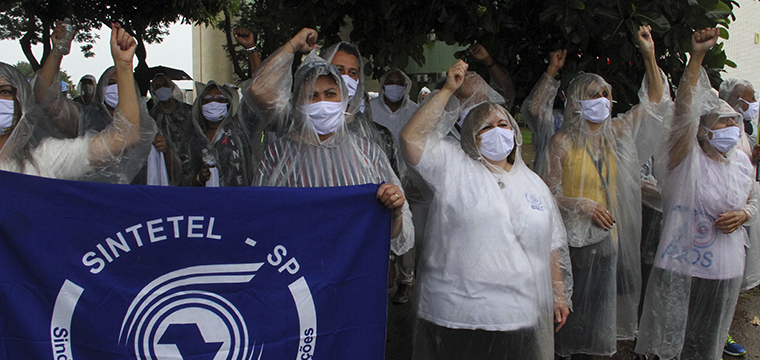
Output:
[244, 45, 259, 54]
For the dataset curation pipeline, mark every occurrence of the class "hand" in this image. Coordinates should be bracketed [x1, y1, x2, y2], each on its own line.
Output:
[234, 27, 256, 49]
[376, 183, 405, 218]
[153, 135, 168, 153]
[288, 28, 318, 53]
[691, 27, 720, 55]
[715, 210, 748, 234]
[467, 43, 492, 65]
[51, 20, 74, 56]
[554, 303, 570, 333]
[752, 144, 760, 164]
[547, 49, 567, 77]
[443, 60, 468, 94]
[198, 163, 214, 184]
[636, 25, 655, 58]
[110, 23, 136, 66]
[591, 203, 616, 230]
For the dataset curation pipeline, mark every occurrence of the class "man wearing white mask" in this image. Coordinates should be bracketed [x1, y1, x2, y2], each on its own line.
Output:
[370, 68, 420, 304]
[148, 74, 193, 185]
[179, 81, 256, 187]
[370, 68, 418, 145]
[72, 74, 97, 105]
[720, 78, 760, 162]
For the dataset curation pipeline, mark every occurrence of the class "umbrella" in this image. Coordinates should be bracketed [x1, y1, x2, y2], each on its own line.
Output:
[134, 65, 192, 96]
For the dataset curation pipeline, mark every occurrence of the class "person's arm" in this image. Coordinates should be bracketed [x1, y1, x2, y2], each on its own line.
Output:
[522, 50, 565, 136]
[33, 21, 79, 136]
[468, 43, 515, 109]
[638, 26, 664, 105]
[88, 23, 143, 167]
[234, 27, 262, 75]
[551, 249, 570, 332]
[245, 28, 317, 130]
[400, 60, 468, 166]
[667, 28, 720, 171]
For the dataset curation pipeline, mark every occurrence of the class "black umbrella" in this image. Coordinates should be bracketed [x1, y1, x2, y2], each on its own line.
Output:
[134, 65, 192, 96]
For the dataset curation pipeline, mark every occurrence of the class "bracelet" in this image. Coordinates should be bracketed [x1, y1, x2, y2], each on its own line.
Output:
[486, 59, 498, 68]
[288, 40, 297, 53]
[392, 212, 403, 221]
[244, 45, 259, 54]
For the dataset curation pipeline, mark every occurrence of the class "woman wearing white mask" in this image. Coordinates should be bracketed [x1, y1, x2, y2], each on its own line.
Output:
[33, 22, 154, 184]
[540, 26, 671, 359]
[0, 24, 154, 182]
[248, 28, 413, 257]
[179, 81, 255, 187]
[401, 60, 572, 360]
[636, 28, 757, 360]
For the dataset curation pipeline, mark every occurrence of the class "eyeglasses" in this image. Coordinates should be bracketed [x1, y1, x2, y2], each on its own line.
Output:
[202, 94, 229, 104]
[717, 115, 740, 124]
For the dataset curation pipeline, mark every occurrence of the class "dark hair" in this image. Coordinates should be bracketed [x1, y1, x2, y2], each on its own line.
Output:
[337, 43, 362, 65]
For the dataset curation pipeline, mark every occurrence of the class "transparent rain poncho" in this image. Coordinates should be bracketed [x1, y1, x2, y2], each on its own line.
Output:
[448, 72, 507, 141]
[248, 49, 413, 256]
[148, 74, 194, 185]
[178, 81, 255, 187]
[540, 70, 671, 356]
[29, 65, 155, 183]
[522, 72, 565, 174]
[403, 92, 572, 359]
[636, 68, 758, 360]
[719, 78, 760, 291]
[1, 62, 155, 182]
[369, 68, 418, 145]
[721, 78, 759, 146]
[72, 74, 97, 105]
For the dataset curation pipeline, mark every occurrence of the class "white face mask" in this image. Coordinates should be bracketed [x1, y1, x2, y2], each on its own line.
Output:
[580, 97, 611, 123]
[81, 84, 95, 96]
[155, 87, 173, 102]
[384, 84, 405, 103]
[104, 84, 119, 108]
[303, 101, 344, 135]
[479, 126, 515, 162]
[708, 125, 741, 153]
[342, 75, 358, 99]
[202, 101, 229, 122]
[739, 99, 759, 121]
[0, 99, 15, 135]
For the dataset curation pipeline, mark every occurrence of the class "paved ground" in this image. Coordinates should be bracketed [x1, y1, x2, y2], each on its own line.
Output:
[385, 285, 760, 359]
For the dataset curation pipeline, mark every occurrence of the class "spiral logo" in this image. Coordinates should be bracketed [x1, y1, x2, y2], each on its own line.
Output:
[118, 263, 265, 360]
[693, 212, 717, 249]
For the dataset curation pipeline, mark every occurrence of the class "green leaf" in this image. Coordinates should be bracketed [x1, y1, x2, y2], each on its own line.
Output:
[568, 0, 585, 10]
[636, 12, 671, 32]
[719, 27, 729, 39]
[725, 59, 737, 68]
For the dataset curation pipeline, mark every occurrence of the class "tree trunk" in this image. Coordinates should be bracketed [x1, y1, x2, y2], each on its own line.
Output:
[223, 8, 247, 81]
[20, 17, 40, 71]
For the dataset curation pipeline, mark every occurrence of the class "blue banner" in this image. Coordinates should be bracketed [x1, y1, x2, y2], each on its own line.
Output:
[0, 170, 390, 359]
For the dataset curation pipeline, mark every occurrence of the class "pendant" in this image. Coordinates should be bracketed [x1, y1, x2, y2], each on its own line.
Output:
[497, 180, 505, 189]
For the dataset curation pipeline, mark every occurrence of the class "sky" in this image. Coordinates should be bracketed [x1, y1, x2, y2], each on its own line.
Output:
[0, 23, 193, 90]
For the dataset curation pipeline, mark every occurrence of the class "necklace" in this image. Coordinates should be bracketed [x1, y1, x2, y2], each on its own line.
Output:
[497, 180, 505, 189]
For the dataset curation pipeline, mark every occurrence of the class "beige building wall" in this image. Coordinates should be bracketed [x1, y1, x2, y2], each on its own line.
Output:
[722, 0, 760, 90]
[192, 25, 234, 97]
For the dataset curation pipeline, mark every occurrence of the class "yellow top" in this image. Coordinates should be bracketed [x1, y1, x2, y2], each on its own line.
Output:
[561, 140, 618, 208]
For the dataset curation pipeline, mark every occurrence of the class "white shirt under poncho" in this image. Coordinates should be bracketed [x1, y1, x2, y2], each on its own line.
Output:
[655, 148, 755, 280]
[0, 137, 92, 179]
[413, 137, 567, 331]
